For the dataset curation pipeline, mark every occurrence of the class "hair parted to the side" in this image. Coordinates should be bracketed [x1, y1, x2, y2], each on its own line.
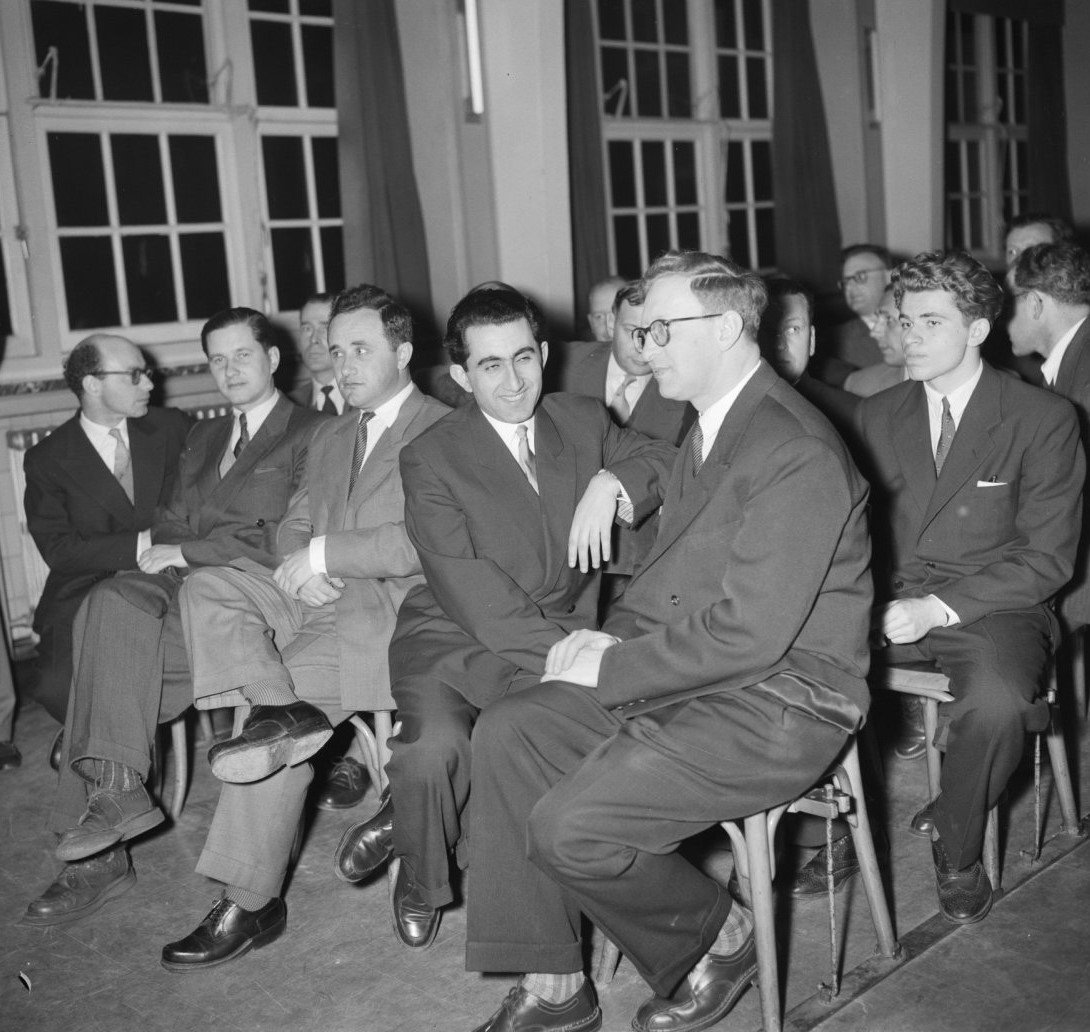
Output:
[329, 284, 413, 350]
[200, 307, 276, 356]
[1011, 243, 1090, 308]
[444, 287, 545, 368]
[892, 249, 1004, 325]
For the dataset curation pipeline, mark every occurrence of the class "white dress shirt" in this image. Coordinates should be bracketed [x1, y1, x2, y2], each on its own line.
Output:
[80, 414, 151, 558]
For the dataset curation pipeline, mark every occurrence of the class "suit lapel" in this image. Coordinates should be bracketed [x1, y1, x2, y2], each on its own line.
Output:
[327, 412, 362, 522]
[204, 394, 292, 518]
[533, 404, 577, 588]
[128, 416, 166, 515]
[891, 383, 936, 521]
[55, 417, 134, 523]
[349, 388, 426, 508]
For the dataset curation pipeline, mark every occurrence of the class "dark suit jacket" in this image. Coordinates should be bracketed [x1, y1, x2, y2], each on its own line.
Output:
[153, 393, 324, 569]
[1051, 318, 1090, 627]
[793, 370, 861, 445]
[855, 362, 1084, 626]
[558, 342, 695, 573]
[277, 387, 450, 709]
[24, 407, 192, 642]
[597, 360, 873, 724]
[389, 392, 677, 708]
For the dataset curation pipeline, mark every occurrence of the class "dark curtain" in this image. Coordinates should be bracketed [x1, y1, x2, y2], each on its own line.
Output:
[770, 0, 842, 293]
[1026, 22, 1073, 221]
[565, 0, 611, 328]
[332, 0, 437, 342]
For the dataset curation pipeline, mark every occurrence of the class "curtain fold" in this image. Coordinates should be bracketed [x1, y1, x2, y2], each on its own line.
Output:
[565, 0, 611, 327]
[1026, 22, 1073, 222]
[770, 0, 842, 293]
[333, 0, 436, 341]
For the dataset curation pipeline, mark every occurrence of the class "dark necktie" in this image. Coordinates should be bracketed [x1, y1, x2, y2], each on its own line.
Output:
[348, 410, 376, 495]
[234, 413, 249, 458]
[934, 396, 955, 476]
[319, 385, 337, 414]
[109, 427, 134, 503]
[515, 424, 539, 493]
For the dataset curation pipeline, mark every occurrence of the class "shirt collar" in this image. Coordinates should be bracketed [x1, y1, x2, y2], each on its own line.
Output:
[922, 360, 984, 427]
[361, 380, 413, 430]
[80, 412, 128, 446]
[695, 359, 761, 461]
[232, 390, 280, 438]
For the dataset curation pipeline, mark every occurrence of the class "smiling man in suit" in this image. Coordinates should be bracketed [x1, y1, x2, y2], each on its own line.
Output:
[333, 287, 676, 950]
[858, 249, 1083, 925]
[463, 251, 872, 1032]
[23, 308, 322, 929]
[23, 336, 191, 730]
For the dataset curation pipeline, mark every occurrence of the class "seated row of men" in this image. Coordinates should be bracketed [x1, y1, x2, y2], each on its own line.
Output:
[21, 241, 1089, 1032]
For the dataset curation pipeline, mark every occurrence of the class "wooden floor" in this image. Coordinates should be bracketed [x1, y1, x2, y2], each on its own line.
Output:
[2, 667, 1088, 1032]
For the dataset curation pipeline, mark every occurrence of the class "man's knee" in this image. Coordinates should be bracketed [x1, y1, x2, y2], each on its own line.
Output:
[527, 791, 624, 881]
[390, 708, 472, 780]
[180, 567, 239, 609]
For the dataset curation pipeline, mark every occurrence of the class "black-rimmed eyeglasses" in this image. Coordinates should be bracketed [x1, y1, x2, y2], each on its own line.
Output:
[94, 368, 154, 385]
[837, 267, 887, 290]
[632, 313, 726, 353]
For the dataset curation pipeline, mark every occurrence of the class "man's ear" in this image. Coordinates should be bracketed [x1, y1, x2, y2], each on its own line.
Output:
[450, 363, 472, 394]
[606, 311, 616, 338]
[267, 345, 281, 375]
[82, 373, 102, 399]
[808, 327, 816, 359]
[717, 311, 745, 351]
[540, 341, 549, 367]
[967, 318, 990, 350]
[396, 342, 413, 370]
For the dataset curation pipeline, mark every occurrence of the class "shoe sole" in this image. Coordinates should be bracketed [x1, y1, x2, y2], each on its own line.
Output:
[55, 808, 166, 863]
[160, 919, 286, 972]
[20, 868, 137, 927]
[631, 964, 757, 1032]
[333, 824, 393, 883]
[211, 726, 334, 784]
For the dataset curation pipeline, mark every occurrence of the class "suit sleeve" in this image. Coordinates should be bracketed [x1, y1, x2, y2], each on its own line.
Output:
[597, 436, 865, 706]
[276, 475, 313, 557]
[599, 409, 678, 525]
[401, 443, 568, 674]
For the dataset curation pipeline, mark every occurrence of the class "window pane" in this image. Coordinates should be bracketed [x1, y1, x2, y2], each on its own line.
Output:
[612, 215, 641, 280]
[170, 136, 221, 223]
[714, 0, 737, 49]
[49, 133, 109, 227]
[751, 141, 772, 202]
[724, 141, 745, 204]
[249, 0, 290, 12]
[746, 57, 768, 119]
[112, 135, 166, 226]
[1012, 72, 1025, 124]
[676, 211, 700, 251]
[320, 226, 345, 294]
[965, 141, 981, 193]
[718, 55, 740, 118]
[968, 197, 983, 249]
[962, 71, 977, 122]
[302, 24, 335, 107]
[673, 141, 696, 206]
[180, 233, 231, 318]
[665, 52, 691, 118]
[944, 69, 958, 124]
[663, 1, 687, 44]
[642, 141, 667, 206]
[755, 207, 775, 268]
[647, 213, 670, 262]
[251, 21, 298, 105]
[960, 14, 975, 65]
[601, 47, 631, 116]
[156, 11, 209, 103]
[944, 141, 960, 195]
[944, 11, 957, 65]
[312, 137, 341, 218]
[608, 140, 636, 208]
[123, 234, 176, 324]
[96, 6, 154, 101]
[597, 0, 626, 41]
[300, 0, 332, 15]
[946, 199, 964, 249]
[631, 0, 657, 43]
[31, 1, 94, 100]
[262, 137, 308, 219]
[742, 0, 763, 50]
[726, 211, 749, 268]
[272, 227, 316, 310]
[634, 50, 662, 117]
[61, 237, 119, 329]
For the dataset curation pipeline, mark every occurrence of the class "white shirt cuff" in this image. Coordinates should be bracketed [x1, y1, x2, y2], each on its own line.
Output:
[931, 595, 959, 627]
[136, 529, 151, 563]
[309, 536, 327, 576]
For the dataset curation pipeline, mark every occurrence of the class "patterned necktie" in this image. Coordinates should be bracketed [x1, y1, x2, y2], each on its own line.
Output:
[108, 427, 134, 503]
[348, 410, 376, 495]
[319, 385, 337, 414]
[934, 396, 955, 476]
[609, 375, 638, 425]
[515, 424, 539, 493]
[688, 420, 705, 476]
[234, 413, 249, 459]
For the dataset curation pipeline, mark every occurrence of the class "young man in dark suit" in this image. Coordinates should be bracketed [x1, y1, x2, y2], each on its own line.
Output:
[333, 287, 676, 949]
[23, 335, 191, 728]
[464, 251, 873, 1032]
[23, 308, 323, 929]
[858, 249, 1083, 924]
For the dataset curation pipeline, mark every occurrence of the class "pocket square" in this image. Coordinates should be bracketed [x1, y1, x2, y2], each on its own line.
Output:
[976, 480, 1008, 487]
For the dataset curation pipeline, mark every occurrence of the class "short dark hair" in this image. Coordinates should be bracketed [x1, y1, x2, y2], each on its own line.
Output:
[329, 284, 413, 350]
[1007, 211, 1075, 243]
[200, 307, 276, 356]
[63, 335, 105, 398]
[640, 250, 768, 338]
[841, 243, 892, 269]
[766, 277, 815, 321]
[893, 249, 1004, 324]
[612, 281, 642, 313]
[1012, 243, 1090, 308]
[444, 287, 545, 368]
[302, 290, 335, 309]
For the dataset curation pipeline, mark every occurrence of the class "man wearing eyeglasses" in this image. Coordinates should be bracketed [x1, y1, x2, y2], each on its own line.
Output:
[23, 310, 323, 930]
[465, 251, 872, 1032]
[831, 243, 893, 372]
[23, 335, 191, 735]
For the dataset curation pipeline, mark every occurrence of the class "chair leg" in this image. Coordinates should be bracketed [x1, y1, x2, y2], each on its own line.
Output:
[1044, 719, 1081, 833]
[591, 930, 621, 984]
[169, 715, 188, 820]
[1073, 627, 1087, 720]
[922, 699, 942, 801]
[744, 811, 781, 1032]
[983, 806, 1000, 889]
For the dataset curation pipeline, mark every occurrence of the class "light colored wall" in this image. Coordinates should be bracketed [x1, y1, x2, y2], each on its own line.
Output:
[1064, 0, 1090, 232]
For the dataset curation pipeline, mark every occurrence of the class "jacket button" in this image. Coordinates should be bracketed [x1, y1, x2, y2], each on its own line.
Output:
[670, 594, 680, 606]
[893, 580, 904, 590]
[566, 603, 576, 614]
[925, 561, 935, 569]
[255, 518, 265, 527]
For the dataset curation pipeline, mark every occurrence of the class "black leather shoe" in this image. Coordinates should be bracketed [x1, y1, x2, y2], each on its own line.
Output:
[932, 838, 992, 924]
[334, 787, 393, 882]
[633, 933, 758, 1032]
[161, 896, 287, 971]
[317, 756, 368, 811]
[55, 786, 164, 862]
[910, 800, 935, 837]
[392, 859, 440, 948]
[791, 833, 859, 898]
[21, 849, 135, 926]
[208, 701, 333, 783]
[49, 728, 64, 772]
[472, 981, 601, 1032]
[894, 695, 927, 760]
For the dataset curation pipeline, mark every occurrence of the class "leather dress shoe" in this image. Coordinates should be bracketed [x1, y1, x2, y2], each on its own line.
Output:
[472, 980, 601, 1032]
[0, 739, 21, 769]
[21, 848, 135, 926]
[49, 728, 64, 772]
[791, 833, 859, 898]
[317, 756, 368, 811]
[334, 787, 393, 882]
[932, 838, 992, 924]
[894, 695, 927, 760]
[910, 800, 935, 837]
[208, 701, 333, 783]
[392, 859, 440, 948]
[633, 933, 758, 1032]
[55, 787, 164, 862]
[161, 896, 287, 971]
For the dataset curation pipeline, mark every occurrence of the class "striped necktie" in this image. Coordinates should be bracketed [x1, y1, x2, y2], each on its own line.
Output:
[109, 427, 134, 503]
